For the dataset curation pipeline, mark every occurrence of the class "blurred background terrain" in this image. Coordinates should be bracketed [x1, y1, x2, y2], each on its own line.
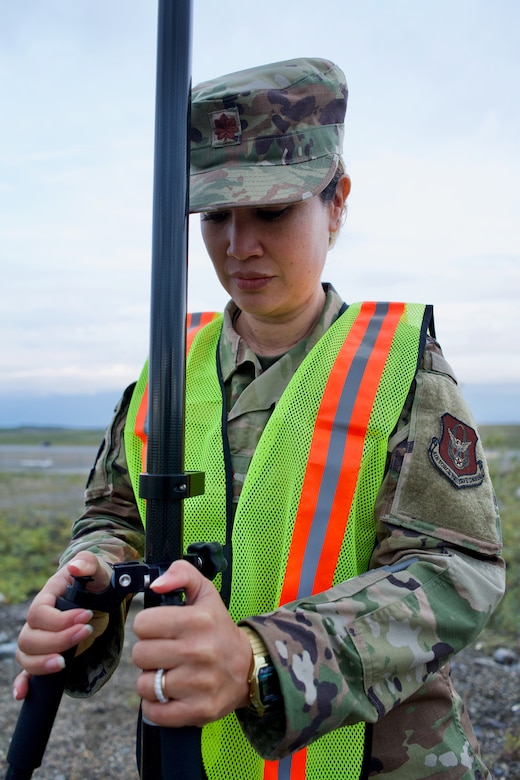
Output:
[0, 425, 518, 777]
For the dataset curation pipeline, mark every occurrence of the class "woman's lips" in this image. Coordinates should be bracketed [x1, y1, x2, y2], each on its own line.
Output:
[231, 274, 274, 291]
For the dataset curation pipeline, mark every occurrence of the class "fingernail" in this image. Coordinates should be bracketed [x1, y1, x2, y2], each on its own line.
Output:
[72, 624, 94, 644]
[73, 609, 94, 623]
[69, 558, 87, 570]
[150, 575, 167, 589]
[44, 655, 66, 672]
[13, 686, 21, 701]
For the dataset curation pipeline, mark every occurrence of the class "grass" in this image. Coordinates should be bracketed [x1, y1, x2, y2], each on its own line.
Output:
[480, 428, 520, 639]
[0, 427, 518, 642]
[0, 426, 105, 446]
[479, 423, 520, 451]
[0, 472, 86, 603]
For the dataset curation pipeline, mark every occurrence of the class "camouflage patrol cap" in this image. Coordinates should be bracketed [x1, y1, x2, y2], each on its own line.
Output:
[189, 58, 347, 213]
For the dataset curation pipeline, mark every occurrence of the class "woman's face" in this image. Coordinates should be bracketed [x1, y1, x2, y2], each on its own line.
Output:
[200, 181, 348, 324]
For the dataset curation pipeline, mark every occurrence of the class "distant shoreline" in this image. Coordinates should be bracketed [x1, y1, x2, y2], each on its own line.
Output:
[2, 423, 519, 450]
[0, 383, 518, 430]
[0, 427, 105, 447]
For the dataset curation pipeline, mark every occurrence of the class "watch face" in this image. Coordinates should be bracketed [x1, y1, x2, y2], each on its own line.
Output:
[258, 664, 282, 707]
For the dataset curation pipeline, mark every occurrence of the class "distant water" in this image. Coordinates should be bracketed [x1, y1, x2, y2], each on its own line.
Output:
[0, 385, 519, 427]
[1, 384, 519, 479]
[0, 391, 121, 429]
[0, 445, 98, 474]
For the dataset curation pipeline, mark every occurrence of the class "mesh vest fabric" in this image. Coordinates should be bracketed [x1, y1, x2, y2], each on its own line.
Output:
[124, 301, 429, 780]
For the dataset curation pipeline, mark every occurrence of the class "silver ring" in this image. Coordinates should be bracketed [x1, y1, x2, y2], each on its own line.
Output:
[154, 668, 169, 704]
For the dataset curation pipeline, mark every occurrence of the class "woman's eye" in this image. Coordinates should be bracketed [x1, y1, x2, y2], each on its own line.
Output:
[257, 207, 290, 222]
[201, 211, 229, 224]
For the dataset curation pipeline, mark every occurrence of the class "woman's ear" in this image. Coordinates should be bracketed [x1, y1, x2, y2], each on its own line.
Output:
[329, 174, 351, 231]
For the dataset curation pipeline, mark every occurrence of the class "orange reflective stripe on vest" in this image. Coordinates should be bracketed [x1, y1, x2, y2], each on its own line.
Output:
[134, 383, 149, 468]
[281, 300, 405, 603]
[264, 749, 308, 780]
[269, 301, 405, 780]
[187, 311, 221, 351]
[134, 312, 220, 470]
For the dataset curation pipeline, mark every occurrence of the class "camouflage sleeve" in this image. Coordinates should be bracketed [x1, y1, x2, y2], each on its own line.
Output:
[237, 339, 506, 759]
[58, 383, 145, 697]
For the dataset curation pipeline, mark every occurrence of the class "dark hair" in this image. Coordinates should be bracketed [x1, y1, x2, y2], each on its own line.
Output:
[319, 158, 347, 247]
[319, 158, 345, 205]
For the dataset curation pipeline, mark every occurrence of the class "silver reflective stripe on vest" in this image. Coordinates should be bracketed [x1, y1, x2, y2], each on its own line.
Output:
[189, 312, 204, 329]
[297, 302, 390, 599]
[279, 756, 292, 779]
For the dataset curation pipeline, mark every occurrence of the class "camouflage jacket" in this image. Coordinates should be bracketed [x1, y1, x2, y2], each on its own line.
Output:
[60, 286, 505, 779]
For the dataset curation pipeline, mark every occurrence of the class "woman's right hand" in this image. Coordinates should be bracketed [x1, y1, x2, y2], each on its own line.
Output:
[13, 551, 111, 701]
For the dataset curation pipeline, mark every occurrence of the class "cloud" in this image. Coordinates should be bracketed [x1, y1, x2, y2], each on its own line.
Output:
[1, 0, 519, 400]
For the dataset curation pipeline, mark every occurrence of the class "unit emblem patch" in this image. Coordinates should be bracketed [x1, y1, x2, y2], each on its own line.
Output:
[429, 413, 484, 489]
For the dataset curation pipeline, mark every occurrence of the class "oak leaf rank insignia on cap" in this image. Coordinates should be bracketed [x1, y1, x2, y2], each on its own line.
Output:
[209, 108, 242, 147]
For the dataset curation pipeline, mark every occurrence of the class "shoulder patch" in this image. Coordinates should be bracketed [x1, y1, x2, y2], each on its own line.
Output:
[429, 412, 485, 489]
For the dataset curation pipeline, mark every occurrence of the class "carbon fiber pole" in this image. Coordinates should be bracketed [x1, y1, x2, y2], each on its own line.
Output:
[138, 1, 204, 778]
[4, 3, 198, 779]
[4, 661, 70, 779]
[4, 591, 93, 779]
[144, 0, 191, 541]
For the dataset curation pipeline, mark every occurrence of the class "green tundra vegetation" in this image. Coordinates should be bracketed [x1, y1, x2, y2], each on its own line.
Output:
[0, 426, 104, 446]
[0, 426, 519, 641]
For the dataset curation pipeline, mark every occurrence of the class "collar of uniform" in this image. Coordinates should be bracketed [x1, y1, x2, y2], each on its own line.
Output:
[218, 283, 346, 384]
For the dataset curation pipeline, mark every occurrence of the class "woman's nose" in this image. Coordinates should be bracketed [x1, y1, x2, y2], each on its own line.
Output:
[226, 214, 263, 260]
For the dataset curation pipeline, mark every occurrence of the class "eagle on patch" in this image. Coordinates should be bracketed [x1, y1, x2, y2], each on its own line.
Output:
[429, 412, 485, 489]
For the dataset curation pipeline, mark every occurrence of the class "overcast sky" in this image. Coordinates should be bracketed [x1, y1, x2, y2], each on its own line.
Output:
[1, 0, 519, 404]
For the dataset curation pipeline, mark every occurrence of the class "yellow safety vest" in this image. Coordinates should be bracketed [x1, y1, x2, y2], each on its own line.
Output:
[125, 301, 431, 780]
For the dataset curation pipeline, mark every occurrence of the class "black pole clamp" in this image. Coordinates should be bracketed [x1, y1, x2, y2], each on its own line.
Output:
[139, 471, 204, 501]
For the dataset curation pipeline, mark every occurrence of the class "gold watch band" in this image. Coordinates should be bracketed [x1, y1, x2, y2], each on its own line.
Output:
[241, 625, 272, 717]
[241, 625, 269, 658]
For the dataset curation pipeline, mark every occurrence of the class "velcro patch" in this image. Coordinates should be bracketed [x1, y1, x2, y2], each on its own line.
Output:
[429, 412, 484, 489]
[209, 108, 242, 147]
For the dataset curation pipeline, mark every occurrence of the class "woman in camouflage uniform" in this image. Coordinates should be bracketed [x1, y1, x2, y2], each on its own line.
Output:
[14, 59, 505, 779]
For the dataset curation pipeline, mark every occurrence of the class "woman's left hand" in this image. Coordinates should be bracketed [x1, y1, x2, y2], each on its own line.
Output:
[132, 559, 252, 727]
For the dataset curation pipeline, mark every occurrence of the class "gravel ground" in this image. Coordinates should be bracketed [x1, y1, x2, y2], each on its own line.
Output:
[1, 598, 519, 779]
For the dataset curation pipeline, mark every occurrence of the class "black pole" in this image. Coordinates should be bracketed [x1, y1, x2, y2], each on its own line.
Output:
[4, 590, 91, 780]
[145, 0, 191, 558]
[5, 2, 197, 779]
[4, 671, 68, 780]
[137, 1, 202, 779]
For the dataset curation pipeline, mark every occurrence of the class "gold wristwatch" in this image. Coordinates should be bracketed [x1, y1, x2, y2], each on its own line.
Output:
[241, 626, 282, 718]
